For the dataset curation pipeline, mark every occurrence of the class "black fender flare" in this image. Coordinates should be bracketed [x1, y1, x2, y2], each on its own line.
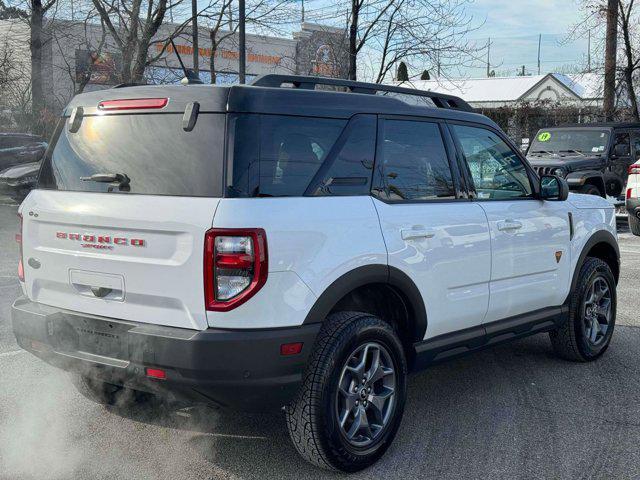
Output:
[565, 171, 606, 196]
[569, 230, 620, 298]
[302, 264, 428, 342]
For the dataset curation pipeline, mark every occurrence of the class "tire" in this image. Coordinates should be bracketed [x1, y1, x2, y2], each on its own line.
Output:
[71, 374, 150, 407]
[550, 257, 616, 361]
[578, 184, 602, 196]
[286, 312, 407, 472]
[630, 214, 640, 236]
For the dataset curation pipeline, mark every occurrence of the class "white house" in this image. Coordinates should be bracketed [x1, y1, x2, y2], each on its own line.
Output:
[396, 73, 604, 109]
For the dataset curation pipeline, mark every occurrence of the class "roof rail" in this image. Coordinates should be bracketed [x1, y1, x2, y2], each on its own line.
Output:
[251, 74, 474, 112]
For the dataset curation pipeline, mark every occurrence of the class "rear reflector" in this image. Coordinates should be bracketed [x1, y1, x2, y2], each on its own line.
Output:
[98, 98, 168, 111]
[280, 342, 303, 356]
[146, 368, 167, 380]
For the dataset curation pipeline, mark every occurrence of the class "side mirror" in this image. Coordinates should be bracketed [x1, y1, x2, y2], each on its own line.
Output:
[613, 143, 630, 157]
[540, 175, 569, 201]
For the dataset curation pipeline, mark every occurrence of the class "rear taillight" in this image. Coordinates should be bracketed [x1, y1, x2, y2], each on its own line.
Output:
[97, 98, 168, 111]
[628, 188, 633, 200]
[16, 213, 24, 282]
[204, 229, 268, 312]
[628, 164, 640, 175]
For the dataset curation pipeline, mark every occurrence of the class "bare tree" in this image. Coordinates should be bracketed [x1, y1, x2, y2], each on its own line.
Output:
[568, 0, 639, 120]
[202, 0, 234, 84]
[603, 0, 618, 120]
[618, 0, 639, 120]
[337, 0, 483, 82]
[199, 0, 292, 84]
[50, 12, 109, 97]
[0, 27, 34, 131]
[91, 0, 189, 83]
[1, 0, 60, 132]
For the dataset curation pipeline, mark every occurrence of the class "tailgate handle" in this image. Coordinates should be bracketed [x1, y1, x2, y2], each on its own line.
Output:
[90, 286, 113, 298]
[69, 270, 125, 301]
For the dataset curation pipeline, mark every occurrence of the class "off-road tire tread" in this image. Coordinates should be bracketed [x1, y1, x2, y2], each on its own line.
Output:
[629, 214, 640, 236]
[285, 311, 404, 472]
[550, 257, 614, 362]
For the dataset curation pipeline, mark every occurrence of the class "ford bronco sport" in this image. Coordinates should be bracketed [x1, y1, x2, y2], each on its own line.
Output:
[12, 75, 620, 472]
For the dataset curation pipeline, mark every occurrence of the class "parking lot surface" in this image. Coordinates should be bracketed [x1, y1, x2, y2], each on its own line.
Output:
[1, 198, 639, 480]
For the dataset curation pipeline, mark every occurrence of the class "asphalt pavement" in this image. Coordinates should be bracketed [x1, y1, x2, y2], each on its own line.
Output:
[1, 198, 640, 480]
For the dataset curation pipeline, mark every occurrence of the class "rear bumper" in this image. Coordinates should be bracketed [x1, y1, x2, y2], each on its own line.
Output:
[627, 198, 640, 217]
[11, 297, 320, 411]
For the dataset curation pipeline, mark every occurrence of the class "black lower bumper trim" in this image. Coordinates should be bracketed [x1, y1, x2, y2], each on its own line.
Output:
[11, 297, 320, 412]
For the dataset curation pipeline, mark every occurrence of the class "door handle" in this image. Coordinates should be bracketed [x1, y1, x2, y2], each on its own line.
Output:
[497, 219, 523, 232]
[401, 227, 435, 241]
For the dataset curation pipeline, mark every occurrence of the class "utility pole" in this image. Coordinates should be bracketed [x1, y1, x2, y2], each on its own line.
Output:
[238, 0, 246, 84]
[301, 0, 305, 23]
[587, 29, 592, 72]
[486, 37, 491, 78]
[603, 0, 618, 121]
[537, 34, 542, 75]
[192, 0, 199, 74]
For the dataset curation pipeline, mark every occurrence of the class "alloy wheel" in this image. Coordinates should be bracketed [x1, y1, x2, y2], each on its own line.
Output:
[582, 275, 612, 346]
[335, 342, 397, 448]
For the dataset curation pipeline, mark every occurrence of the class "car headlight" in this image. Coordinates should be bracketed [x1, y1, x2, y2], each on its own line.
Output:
[553, 168, 565, 177]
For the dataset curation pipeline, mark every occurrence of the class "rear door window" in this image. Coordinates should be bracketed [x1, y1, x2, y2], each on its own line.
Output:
[373, 119, 456, 201]
[228, 114, 376, 197]
[38, 113, 225, 197]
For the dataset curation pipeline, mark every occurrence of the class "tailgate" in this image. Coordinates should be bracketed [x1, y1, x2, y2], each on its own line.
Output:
[21, 190, 219, 330]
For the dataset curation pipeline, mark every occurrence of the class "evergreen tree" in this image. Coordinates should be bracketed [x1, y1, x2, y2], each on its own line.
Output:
[397, 62, 409, 81]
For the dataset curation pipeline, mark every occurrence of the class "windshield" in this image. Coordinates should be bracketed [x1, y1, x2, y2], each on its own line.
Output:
[529, 129, 610, 156]
[38, 113, 224, 196]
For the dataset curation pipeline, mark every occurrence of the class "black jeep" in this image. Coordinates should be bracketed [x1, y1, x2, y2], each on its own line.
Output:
[527, 123, 640, 198]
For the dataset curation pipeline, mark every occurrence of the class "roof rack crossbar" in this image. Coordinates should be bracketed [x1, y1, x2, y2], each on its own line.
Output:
[251, 74, 474, 112]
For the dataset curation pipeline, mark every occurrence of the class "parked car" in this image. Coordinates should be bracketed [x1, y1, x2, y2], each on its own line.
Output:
[0, 161, 41, 202]
[627, 160, 640, 235]
[12, 76, 620, 472]
[0, 133, 47, 170]
[526, 123, 640, 207]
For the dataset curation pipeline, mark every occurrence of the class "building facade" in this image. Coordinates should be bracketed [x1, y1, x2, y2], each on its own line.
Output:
[0, 19, 348, 122]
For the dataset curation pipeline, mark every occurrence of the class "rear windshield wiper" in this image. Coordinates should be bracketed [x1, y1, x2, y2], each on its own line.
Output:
[81, 173, 130, 191]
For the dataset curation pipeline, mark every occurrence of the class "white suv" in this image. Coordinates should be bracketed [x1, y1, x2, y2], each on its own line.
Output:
[12, 75, 620, 472]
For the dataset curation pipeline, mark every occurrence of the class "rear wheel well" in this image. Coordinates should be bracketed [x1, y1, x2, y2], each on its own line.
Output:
[586, 242, 619, 283]
[330, 283, 415, 360]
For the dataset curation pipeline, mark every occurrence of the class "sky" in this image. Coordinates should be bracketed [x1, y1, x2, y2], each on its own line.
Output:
[191, 0, 597, 80]
[461, 0, 595, 78]
[293, 0, 598, 79]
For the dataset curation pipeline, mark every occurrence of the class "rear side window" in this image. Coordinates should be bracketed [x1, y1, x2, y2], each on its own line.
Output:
[228, 114, 376, 197]
[373, 119, 456, 201]
[38, 113, 225, 197]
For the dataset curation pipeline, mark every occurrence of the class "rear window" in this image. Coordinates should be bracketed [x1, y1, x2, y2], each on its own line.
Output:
[228, 114, 376, 197]
[38, 113, 224, 197]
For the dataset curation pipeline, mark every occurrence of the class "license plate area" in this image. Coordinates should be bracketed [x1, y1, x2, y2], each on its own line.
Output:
[48, 314, 131, 360]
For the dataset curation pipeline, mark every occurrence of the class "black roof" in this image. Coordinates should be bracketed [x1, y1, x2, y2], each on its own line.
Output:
[64, 75, 497, 129]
